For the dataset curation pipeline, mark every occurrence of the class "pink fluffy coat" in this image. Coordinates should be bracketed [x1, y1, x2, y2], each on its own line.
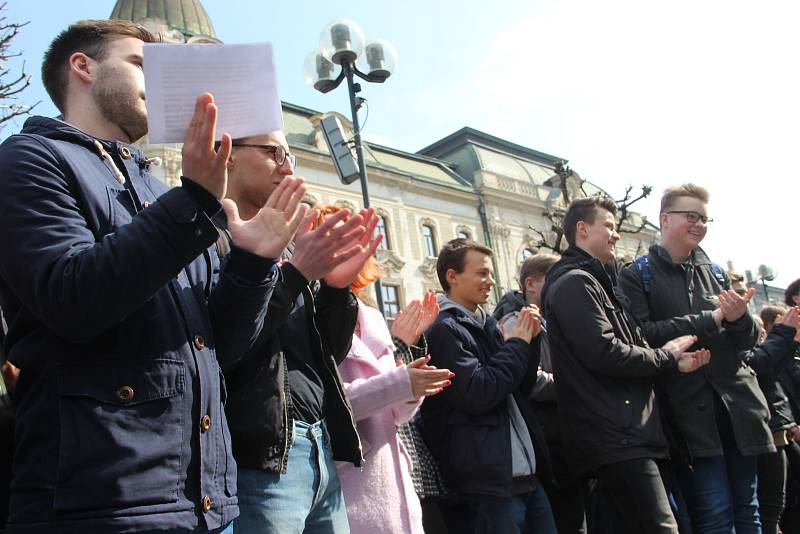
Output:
[336, 302, 424, 534]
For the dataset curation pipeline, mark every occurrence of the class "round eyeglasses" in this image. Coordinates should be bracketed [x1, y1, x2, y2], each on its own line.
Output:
[231, 143, 297, 168]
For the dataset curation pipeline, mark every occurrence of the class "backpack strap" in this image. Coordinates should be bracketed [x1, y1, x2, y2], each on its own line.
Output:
[709, 263, 727, 288]
[634, 255, 652, 296]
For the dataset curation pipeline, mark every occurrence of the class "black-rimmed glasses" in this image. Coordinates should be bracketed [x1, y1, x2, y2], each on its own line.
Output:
[231, 143, 297, 167]
[666, 210, 713, 224]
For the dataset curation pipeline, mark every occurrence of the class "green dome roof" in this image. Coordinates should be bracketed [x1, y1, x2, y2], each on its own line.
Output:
[110, 0, 216, 40]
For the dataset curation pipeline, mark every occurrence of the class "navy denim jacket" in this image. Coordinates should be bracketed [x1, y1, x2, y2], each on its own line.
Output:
[0, 117, 278, 533]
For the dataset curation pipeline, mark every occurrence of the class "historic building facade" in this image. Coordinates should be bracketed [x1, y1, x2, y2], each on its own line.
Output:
[112, 0, 659, 316]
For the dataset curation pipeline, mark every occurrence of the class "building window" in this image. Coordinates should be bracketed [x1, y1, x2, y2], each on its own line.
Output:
[381, 284, 401, 319]
[519, 248, 535, 263]
[457, 229, 471, 240]
[422, 224, 437, 257]
[376, 215, 391, 250]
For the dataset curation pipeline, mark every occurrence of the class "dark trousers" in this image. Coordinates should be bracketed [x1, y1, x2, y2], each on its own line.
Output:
[547, 476, 592, 534]
[595, 457, 679, 534]
[463, 483, 558, 534]
[758, 447, 787, 534]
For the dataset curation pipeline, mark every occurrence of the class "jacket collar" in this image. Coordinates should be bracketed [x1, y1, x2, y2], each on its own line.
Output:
[650, 244, 713, 267]
[21, 116, 149, 163]
[542, 245, 619, 310]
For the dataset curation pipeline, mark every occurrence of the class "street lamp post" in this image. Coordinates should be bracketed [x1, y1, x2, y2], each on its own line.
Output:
[305, 20, 397, 316]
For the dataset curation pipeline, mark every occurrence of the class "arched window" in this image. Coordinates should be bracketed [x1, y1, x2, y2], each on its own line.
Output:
[375, 215, 391, 250]
[422, 224, 437, 257]
[457, 230, 471, 240]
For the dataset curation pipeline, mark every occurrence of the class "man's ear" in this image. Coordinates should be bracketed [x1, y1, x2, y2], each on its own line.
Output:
[446, 268, 458, 288]
[659, 211, 670, 228]
[226, 153, 236, 171]
[576, 220, 587, 239]
[68, 52, 94, 84]
[524, 277, 535, 292]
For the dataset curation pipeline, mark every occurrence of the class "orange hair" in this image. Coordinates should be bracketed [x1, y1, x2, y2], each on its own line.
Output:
[310, 204, 382, 292]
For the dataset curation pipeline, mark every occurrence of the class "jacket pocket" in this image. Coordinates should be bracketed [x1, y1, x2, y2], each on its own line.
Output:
[54, 358, 185, 513]
[445, 411, 501, 478]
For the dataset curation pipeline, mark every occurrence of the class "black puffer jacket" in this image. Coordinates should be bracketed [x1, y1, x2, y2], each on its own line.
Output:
[223, 263, 362, 473]
[541, 246, 678, 478]
[619, 245, 773, 459]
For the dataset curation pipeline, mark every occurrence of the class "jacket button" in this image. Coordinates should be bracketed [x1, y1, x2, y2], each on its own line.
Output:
[116, 386, 134, 402]
[118, 146, 132, 159]
[624, 399, 631, 405]
[202, 495, 213, 513]
[194, 334, 205, 350]
[698, 403, 707, 411]
[200, 415, 212, 433]
[143, 201, 151, 209]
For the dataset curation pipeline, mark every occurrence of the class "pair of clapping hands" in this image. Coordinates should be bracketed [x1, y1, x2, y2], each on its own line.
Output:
[181, 93, 381, 287]
[775, 306, 800, 343]
[712, 288, 756, 325]
[661, 335, 712, 373]
[388, 292, 454, 399]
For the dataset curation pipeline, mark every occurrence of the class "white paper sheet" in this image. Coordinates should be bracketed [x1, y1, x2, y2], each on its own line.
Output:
[143, 42, 283, 144]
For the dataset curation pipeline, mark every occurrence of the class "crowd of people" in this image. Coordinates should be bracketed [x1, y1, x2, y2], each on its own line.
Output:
[0, 17, 798, 534]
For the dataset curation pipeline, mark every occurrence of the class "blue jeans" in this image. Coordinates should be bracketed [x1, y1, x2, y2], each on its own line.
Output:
[676, 453, 761, 534]
[466, 482, 557, 534]
[234, 419, 350, 534]
[138, 524, 233, 534]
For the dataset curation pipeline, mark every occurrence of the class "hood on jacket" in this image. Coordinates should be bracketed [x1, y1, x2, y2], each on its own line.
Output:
[541, 245, 619, 313]
[20, 116, 150, 164]
[437, 293, 487, 328]
[492, 290, 526, 320]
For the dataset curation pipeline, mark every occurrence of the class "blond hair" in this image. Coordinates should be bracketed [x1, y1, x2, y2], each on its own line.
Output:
[660, 183, 710, 213]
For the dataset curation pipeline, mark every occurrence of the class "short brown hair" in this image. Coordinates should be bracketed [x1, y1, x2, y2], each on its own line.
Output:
[42, 19, 157, 112]
[519, 253, 560, 292]
[660, 183, 710, 213]
[562, 196, 617, 247]
[436, 238, 493, 293]
[761, 305, 788, 333]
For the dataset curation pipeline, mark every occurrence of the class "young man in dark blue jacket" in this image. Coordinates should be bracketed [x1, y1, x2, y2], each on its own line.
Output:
[0, 20, 309, 533]
[421, 238, 557, 534]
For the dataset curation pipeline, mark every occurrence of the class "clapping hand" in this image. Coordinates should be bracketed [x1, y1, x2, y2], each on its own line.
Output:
[322, 208, 383, 289]
[717, 288, 755, 323]
[662, 334, 711, 373]
[776, 307, 800, 342]
[390, 292, 441, 346]
[223, 176, 308, 259]
[181, 93, 231, 200]
[675, 348, 712, 373]
[406, 355, 454, 399]
[509, 305, 542, 344]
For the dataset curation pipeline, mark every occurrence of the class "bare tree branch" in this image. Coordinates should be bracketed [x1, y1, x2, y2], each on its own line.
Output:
[0, 3, 38, 129]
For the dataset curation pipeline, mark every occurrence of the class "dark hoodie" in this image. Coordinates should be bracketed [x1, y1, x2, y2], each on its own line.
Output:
[492, 290, 526, 321]
[541, 246, 677, 477]
[0, 116, 279, 533]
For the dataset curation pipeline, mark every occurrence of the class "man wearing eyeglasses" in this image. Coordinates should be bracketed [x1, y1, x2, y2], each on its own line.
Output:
[620, 183, 772, 534]
[219, 131, 382, 533]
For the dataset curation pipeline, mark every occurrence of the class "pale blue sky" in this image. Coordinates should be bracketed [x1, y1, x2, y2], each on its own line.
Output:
[4, 0, 798, 288]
